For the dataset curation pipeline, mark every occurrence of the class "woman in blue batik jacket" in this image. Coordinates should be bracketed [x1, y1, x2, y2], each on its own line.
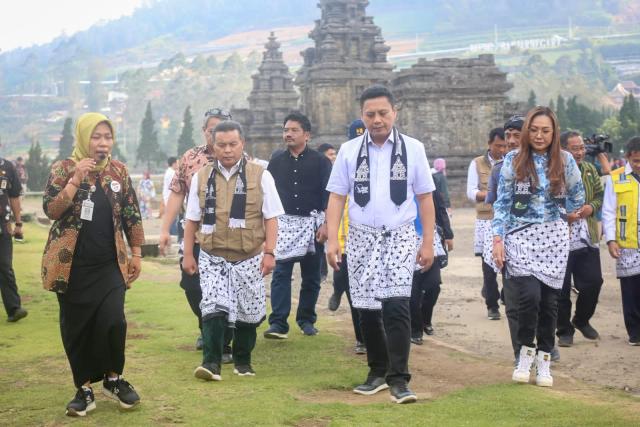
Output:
[492, 106, 584, 389]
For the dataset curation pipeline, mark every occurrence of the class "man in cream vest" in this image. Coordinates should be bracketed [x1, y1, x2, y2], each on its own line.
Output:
[182, 121, 284, 380]
[466, 127, 506, 320]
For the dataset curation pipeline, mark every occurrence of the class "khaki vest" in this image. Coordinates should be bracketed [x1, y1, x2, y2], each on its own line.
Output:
[474, 155, 494, 220]
[196, 162, 266, 262]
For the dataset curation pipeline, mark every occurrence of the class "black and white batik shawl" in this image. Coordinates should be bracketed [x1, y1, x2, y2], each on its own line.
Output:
[198, 251, 266, 326]
[275, 210, 325, 262]
[474, 219, 492, 256]
[504, 219, 569, 289]
[569, 218, 597, 252]
[414, 227, 446, 271]
[347, 221, 417, 310]
[616, 248, 640, 278]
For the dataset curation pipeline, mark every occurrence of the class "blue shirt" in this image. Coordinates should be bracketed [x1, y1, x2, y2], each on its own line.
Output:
[492, 150, 585, 238]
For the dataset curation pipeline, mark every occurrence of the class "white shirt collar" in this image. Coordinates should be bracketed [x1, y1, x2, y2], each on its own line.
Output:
[217, 159, 242, 180]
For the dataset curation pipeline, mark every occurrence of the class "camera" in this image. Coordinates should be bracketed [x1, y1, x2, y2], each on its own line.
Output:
[584, 134, 612, 156]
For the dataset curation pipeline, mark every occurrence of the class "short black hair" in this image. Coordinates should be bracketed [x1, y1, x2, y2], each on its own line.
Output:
[489, 127, 505, 143]
[211, 120, 245, 140]
[283, 111, 311, 133]
[359, 85, 395, 109]
[167, 156, 177, 166]
[560, 131, 581, 149]
[317, 143, 335, 154]
[625, 136, 640, 155]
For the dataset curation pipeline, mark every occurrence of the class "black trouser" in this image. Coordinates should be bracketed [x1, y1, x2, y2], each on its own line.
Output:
[502, 274, 520, 358]
[505, 275, 560, 353]
[359, 298, 411, 386]
[0, 230, 21, 317]
[332, 254, 362, 343]
[181, 243, 232, 351]
[620, 275, 640, 342]
[557, 248, 603, 337]
[482, 261, 500, 310]
[202, 316, 256, 366]
[410, 263, 441, 337]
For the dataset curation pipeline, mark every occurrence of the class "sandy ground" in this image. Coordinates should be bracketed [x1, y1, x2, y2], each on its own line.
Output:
[24, 197, 639, 398]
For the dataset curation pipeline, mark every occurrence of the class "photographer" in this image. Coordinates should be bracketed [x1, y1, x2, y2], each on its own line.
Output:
[556, 131, 604, 348]
[584, 134, 612, 176]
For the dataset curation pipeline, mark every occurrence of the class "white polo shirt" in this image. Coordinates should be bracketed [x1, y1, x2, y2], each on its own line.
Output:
[326, 131, 435, 228]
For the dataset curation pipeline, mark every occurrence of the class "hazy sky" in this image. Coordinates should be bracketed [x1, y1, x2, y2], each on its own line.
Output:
[0, 0, 144, 52]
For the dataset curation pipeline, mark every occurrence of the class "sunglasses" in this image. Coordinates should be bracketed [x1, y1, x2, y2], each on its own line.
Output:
[204, 108, 232, 120]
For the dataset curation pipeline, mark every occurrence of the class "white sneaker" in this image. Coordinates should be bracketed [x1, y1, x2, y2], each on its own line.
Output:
[535, 351, 553, 387]
[512, 345, 536, 383]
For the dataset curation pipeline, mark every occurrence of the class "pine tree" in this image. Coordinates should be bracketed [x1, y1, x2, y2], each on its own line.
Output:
[177, 106, 195, 156]
[556, 95, 569, 130]
[619, 93, 640, 143]
[25, 139, 50, 191]
[136, 101, 165, 170]
[57, 118, 74, 161]
[527, 90, 537, 109]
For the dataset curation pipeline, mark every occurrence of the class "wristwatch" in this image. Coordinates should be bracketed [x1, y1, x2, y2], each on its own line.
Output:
[14, 222, 22, 227]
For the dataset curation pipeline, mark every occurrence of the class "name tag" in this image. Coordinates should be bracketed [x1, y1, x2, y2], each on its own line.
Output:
[0, 178, 6, 190]
[81, 199, 95, 221]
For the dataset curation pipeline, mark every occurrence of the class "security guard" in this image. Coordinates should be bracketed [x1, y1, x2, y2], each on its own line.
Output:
[0, 156, 27, 322]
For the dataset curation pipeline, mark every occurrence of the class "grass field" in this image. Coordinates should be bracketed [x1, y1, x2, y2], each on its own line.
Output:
[1, 224, 640, 426]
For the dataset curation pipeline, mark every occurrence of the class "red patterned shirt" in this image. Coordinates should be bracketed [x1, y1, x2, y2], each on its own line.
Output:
[170, 144, 215, 197]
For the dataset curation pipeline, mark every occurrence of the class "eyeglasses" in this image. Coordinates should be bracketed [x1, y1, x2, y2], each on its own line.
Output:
[204, 108, 232, 120]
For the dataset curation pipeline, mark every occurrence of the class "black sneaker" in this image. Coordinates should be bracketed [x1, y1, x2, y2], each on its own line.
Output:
[221, 352, 233, 364]
[354, 341, 366, 355]
[424, 324, 434, 335]
[7, 307, 27, 323]
[263, 326, 288, 340]
[488, 308, 501, 320]
[102, 377, 140, 409]
[410, 335, 423, 345]
[629, 337, 640, 346]
[328, 293, 341, 311]
[195, 335, 203, 351]
[66, 386, 95, 417]
[390, 383, 417, 404]
[301, 323, 318, 336]
[194, 363, 222, 381]
[550, 346, 561, 362]
[557, 335, 573, 347]
[353, 377, 388, 395]
[233, 365, 256, 376]
[573, 322, 599, 340]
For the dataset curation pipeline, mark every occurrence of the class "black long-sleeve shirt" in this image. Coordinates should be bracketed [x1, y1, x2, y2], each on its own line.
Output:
[268, 146, 332, 216]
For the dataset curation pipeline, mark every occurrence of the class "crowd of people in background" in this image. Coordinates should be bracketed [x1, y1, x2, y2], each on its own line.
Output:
[1, 84, 639, 417]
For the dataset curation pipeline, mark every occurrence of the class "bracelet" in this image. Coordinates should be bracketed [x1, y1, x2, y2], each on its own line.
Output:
[493, 236, 503, 243]
[14, 222, 23, 227]
[264, 252, 275, 257]
[132, 253, 143, 258]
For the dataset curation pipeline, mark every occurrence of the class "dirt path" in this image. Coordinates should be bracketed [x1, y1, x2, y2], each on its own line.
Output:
[314, 208, 640, 398]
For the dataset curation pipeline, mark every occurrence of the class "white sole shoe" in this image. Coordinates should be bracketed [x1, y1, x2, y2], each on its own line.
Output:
[391, 394, 418, 404]
[353, 383, 389, 396]
[66, 401, 96, 417]
[194, 366, 222, 381]
[536, 376, 553, 387]
[102, 389, 138, 409]
[512, 371, 530, 383]
[233, 368, 256, 377]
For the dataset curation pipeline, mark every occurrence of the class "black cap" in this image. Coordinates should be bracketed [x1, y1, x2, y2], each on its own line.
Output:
[504, 115, 524, 131]
[348, 119, 366, 139]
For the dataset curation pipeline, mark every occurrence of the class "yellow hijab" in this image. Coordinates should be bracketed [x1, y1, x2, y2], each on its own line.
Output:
[70, 112, 115, 172]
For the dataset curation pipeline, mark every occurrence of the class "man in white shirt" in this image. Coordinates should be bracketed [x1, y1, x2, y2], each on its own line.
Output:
[326, 85, 436, 404]
[182, 121, 284, 379]
[466, 128, 506, 320]
[162, 157, 179, 236]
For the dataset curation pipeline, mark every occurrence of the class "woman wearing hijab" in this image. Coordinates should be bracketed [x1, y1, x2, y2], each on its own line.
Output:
[492, 106, 584, 388]
[42, 113, 145, 417]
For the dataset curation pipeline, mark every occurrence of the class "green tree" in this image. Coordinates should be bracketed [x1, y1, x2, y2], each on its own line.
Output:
[177, 106, 195, 156]
[527, 90, 537, 109]
[25, 139, 50, 191]
[619, 93, 640, 143]
[556, 95, 569, 130]
[57, 118, 74, 161]
[136, 101, 165, 170]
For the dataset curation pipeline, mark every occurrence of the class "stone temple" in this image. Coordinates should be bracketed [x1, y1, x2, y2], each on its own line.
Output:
[235, 0, 514, 204]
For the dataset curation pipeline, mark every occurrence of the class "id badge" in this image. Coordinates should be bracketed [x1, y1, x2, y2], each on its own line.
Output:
[81, 199, 95, 221]
[0, 178, 6, 190]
